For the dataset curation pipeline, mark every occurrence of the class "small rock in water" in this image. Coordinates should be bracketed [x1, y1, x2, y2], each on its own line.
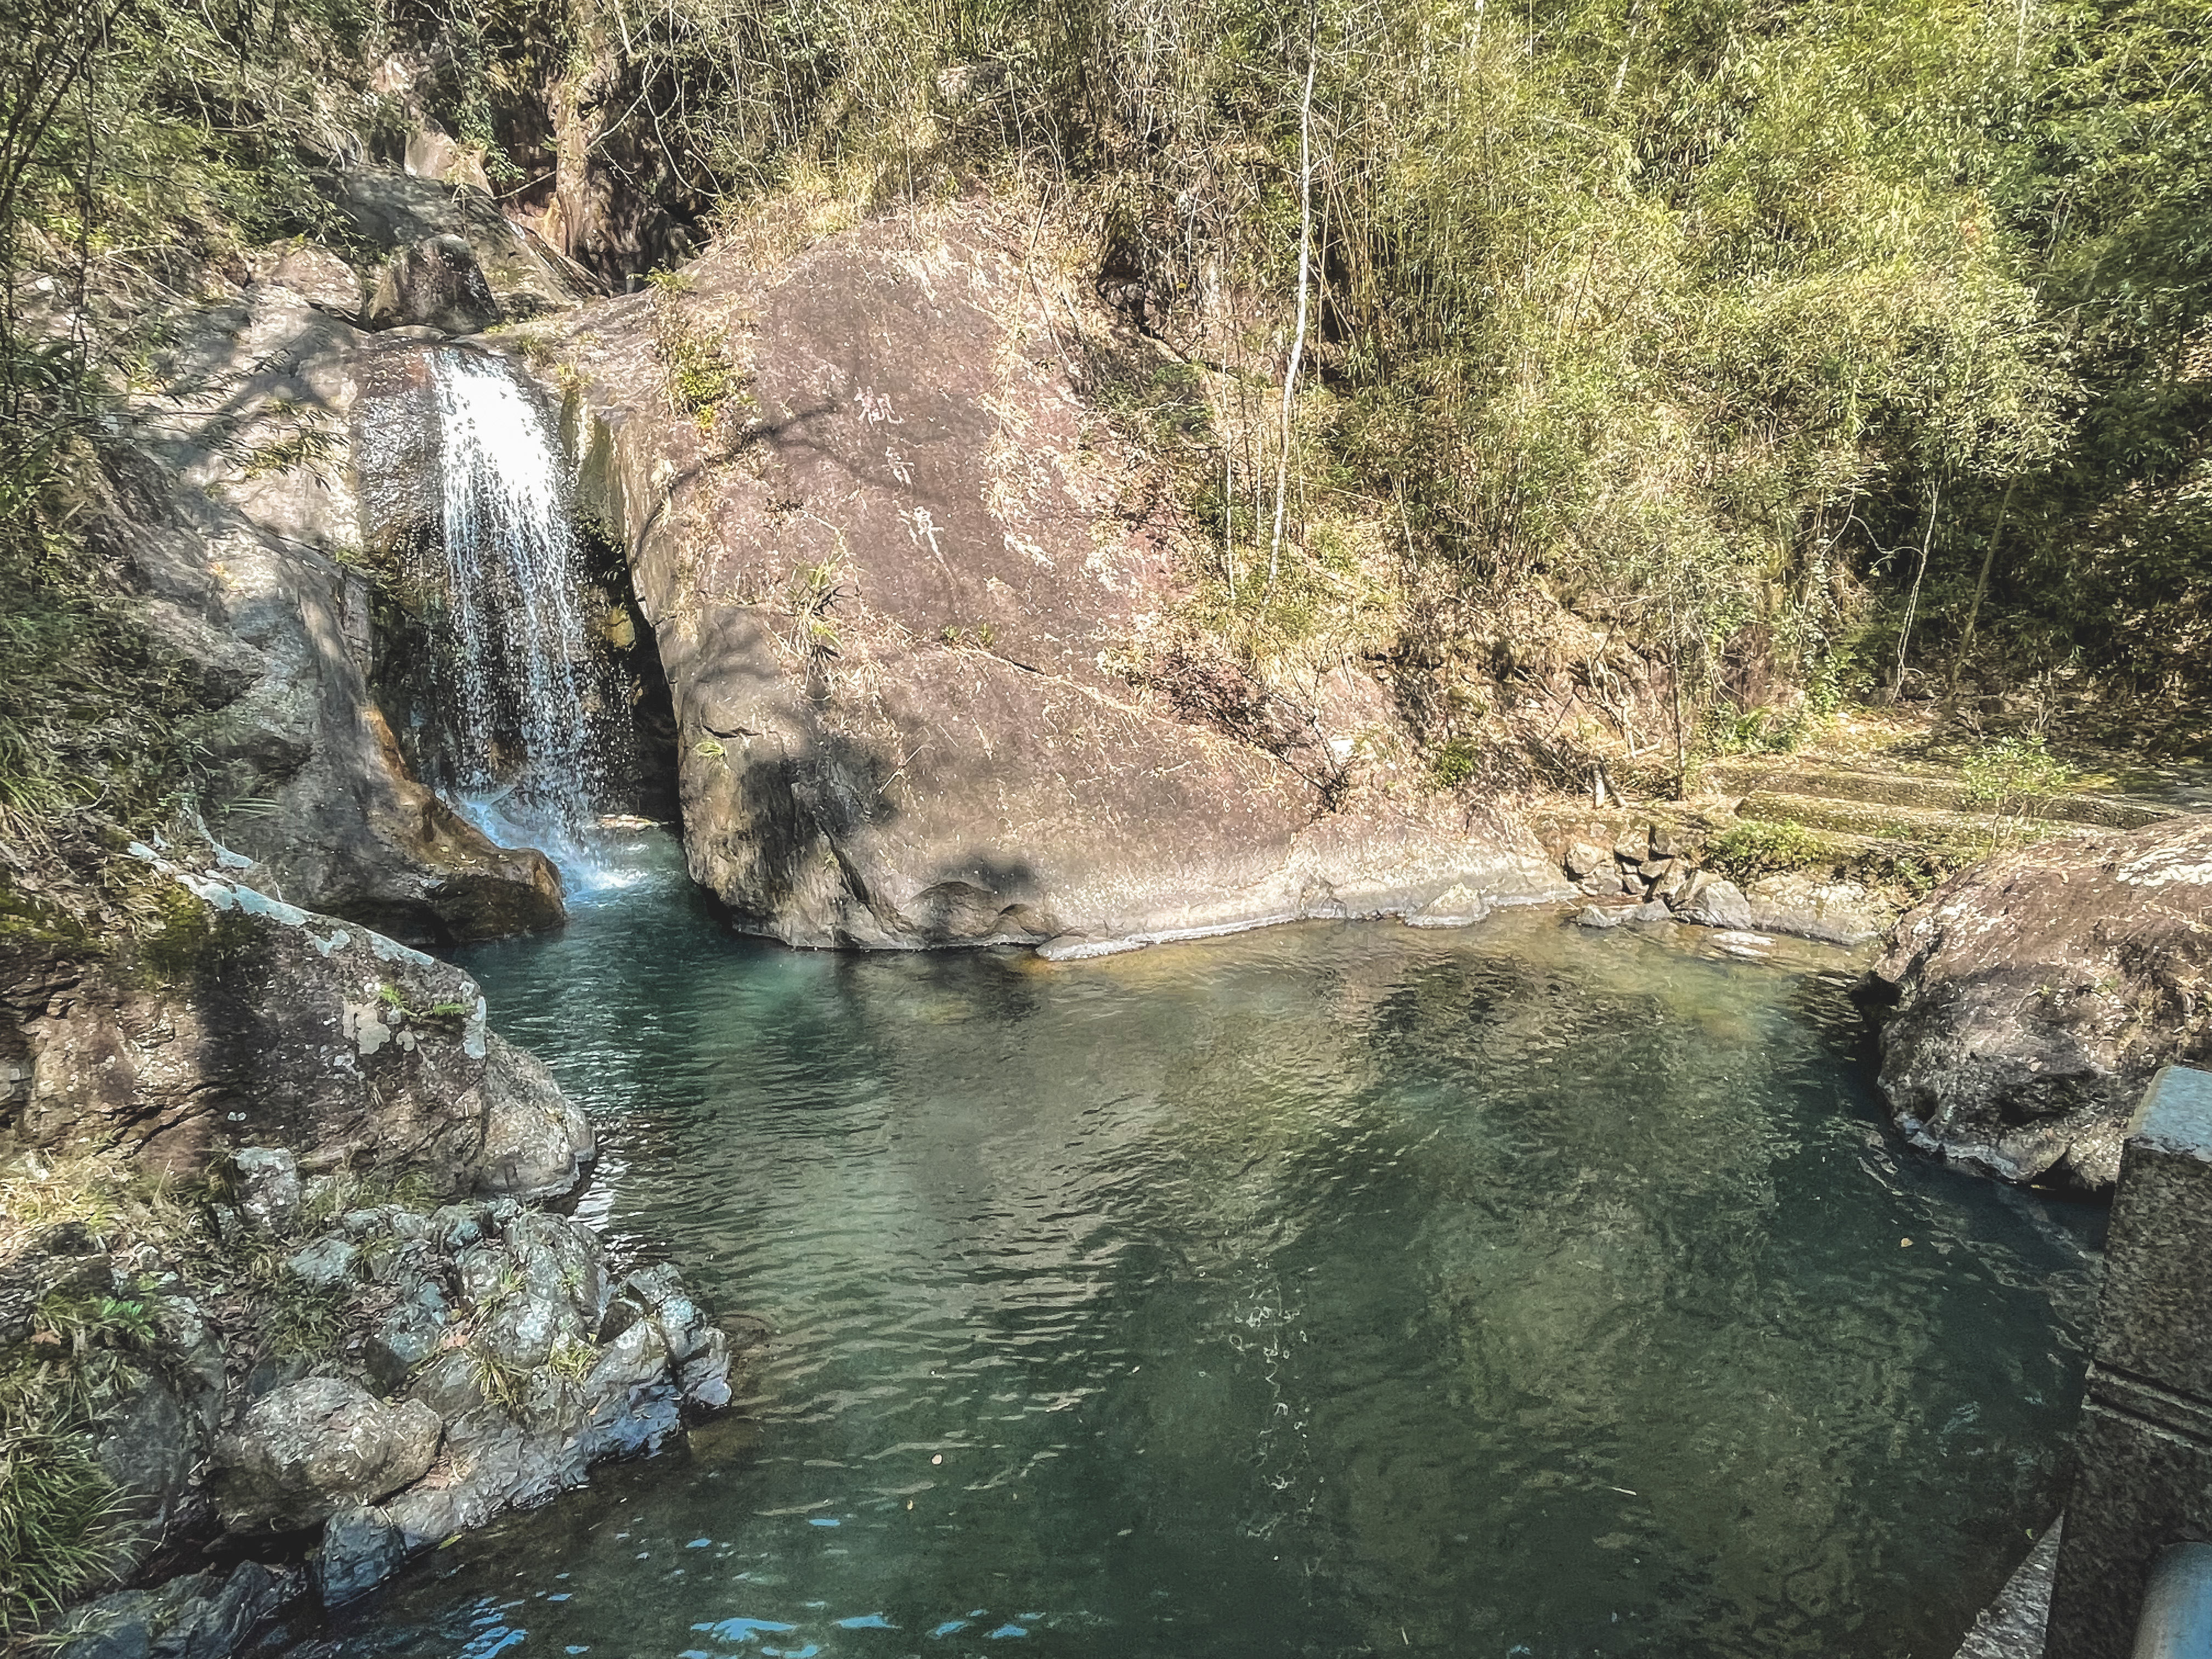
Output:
[1573, 905, 1627, 929]
[1675, 876, 1754, 930]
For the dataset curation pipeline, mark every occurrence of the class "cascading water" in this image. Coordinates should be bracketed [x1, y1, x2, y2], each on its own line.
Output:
[420, 348, 623, 885]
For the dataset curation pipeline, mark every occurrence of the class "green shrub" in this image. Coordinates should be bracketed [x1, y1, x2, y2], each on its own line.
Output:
[1961, 733, 2069, 812]
[1426, 738, 1480, 789]
[1702, 820, 1831, 881]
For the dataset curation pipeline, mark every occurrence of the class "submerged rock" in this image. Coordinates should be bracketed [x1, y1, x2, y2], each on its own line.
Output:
[1874, 814, 2212, 1188]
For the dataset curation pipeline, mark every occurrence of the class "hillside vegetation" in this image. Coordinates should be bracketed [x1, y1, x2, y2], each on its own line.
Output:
[2, 0, 2208, 869]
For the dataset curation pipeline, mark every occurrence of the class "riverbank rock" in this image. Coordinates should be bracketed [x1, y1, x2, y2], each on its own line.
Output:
[1674, 873, 1754, 930]
[7, 849, 591, 1198]
[1874, 814, 2212, 1189]
[2, 1164, 736, 1645]
[1744, 871, 1885, 946]
[212, 1378, 441, 1531]
[47, 1560, 304, 1659]
[529, 200, 1566, 950]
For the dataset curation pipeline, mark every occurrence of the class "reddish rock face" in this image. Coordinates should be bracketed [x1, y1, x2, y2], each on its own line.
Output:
[1875, 815, 2212, 1189]
[548, 205, 1565, 949]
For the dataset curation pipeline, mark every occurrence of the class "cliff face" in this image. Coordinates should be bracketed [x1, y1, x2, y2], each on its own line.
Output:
[539, 205, 1567, 951]
[95, 193, 569, 948]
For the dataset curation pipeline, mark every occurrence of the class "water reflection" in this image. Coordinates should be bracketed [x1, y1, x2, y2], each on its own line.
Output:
[304, 863, 2095, 1659]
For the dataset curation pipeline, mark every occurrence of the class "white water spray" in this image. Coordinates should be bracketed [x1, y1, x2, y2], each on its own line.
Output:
[426, 349, 619, 885]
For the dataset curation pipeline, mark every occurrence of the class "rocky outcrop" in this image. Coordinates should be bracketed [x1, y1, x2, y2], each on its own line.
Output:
[1874, 814, 2212, 1189]
[47, 1560, 303, 1659]
[15, 1182, 736, 1651]
[367, 233, 503, 334]
[3, 855, 738, 1654]
[106, 253, 563, 945]
[6, 849, 590, 1197]
[533, 204, 1564, 950]
[323, 165, 599, 324]
[212, 1377, 441, 1531]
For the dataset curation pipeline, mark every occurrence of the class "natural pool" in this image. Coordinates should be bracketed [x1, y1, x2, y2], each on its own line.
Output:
[308, 844, 2098, 1659]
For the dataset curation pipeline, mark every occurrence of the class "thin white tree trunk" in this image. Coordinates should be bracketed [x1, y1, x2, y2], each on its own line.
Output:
[1269, 36, 1319, 590]
[1890, 481, 1942, 700]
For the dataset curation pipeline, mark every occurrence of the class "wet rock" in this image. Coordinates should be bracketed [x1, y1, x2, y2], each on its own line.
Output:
[93, 285, 564, 946]
[620, 1262, 706, 1361]
[1573, 905, 1627, 929]
[48, 1559, 301, 1659]
[366, 234, 501, 335]
[230, 1148, 300, 1232]
[318, 1505, 408, 1605]
[324, 165, 596, 321]
[1627, 900, 1674, 923]
[1674, 874, 1753, 930]
[212, 1376, 441, 1531]
[679, 1328, 734, 1409]
[1875, 814, 2212, 1189]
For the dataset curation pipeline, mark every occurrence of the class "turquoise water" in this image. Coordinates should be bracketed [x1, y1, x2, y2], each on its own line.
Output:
[311, 844, 2095, 1659]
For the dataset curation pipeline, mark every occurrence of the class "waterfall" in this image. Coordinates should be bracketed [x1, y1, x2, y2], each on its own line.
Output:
[422, 348, 619, 885]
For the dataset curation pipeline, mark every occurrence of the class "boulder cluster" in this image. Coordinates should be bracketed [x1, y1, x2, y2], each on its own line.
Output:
[1560, 825, 1753, 931]
[1, 856, 743, 1657]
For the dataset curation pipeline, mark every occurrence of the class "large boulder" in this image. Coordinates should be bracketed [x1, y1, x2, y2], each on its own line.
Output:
[323, 165, 600, 323]
[367, 233, 503, 334]
[1874, 815, 2212, 1189]
[104, 276, 563, 945]
[211, 1376, 441, 1531]
[8, 855, 593, 1197]
[540, 203, 1565, 950]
